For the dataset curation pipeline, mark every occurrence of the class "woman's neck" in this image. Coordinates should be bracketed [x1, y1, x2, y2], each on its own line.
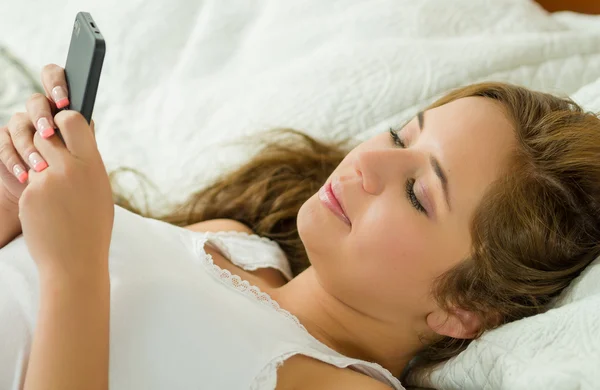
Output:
[270, 267, 422, 377]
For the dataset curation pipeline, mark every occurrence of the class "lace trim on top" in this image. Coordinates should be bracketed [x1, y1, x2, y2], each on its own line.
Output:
[251, 351, 405, 390]
[205, 230, 281, 246]
[192, 235, 403, 390]
[203, 231, 294, 281]
[194, 237, 306, 332]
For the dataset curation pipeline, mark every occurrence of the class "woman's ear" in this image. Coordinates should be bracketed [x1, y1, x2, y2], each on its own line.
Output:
[426, 308, 482, 339]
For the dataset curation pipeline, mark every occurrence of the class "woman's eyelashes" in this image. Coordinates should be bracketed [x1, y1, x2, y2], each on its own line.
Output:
[389, 128, 405, 148]
[406, 179, 427, 215]
[389, 128, 428, 215]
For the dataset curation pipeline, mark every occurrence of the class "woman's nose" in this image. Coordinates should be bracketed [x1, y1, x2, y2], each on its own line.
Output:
[353, 148, 422, 195]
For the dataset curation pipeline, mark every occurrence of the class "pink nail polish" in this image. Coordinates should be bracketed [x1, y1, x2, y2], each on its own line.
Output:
[13, 164, 28, 183]
[28, 152, 48, 172]
[41, 128, 55, 138]
[17, 171, 28, 183]
[36, 117, 55, 138]
[55, 98, 70, 109]
[34, 160, 48, 172]
[51, 86, 69, 109]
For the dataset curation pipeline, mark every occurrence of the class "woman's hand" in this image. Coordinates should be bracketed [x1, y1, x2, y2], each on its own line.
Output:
[0, 64, 74, 205]
[0, 64, 98, 250]
[0, 64, 78, 248]
[18, 108, 113, 280]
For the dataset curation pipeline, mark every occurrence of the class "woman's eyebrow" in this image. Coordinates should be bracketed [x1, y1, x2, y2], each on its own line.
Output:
[417, 111, 452, 211]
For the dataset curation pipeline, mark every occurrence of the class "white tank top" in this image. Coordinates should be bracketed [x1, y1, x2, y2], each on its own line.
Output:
[0, 206, 404, 390]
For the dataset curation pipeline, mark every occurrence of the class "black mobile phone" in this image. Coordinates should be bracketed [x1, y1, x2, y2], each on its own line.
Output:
[62, 12, 106, 124]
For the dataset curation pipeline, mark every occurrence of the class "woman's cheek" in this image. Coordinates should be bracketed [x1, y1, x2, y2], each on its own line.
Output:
[383, 216, 432, 277]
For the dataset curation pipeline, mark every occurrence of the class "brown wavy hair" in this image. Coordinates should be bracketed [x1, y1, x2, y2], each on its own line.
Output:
[113, 82, 600, 379]
[112, 129, 352, 276]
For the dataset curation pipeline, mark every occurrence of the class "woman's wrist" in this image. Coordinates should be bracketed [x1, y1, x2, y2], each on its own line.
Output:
[39, 259, 110, 291]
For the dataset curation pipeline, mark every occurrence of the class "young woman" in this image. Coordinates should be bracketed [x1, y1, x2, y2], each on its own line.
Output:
[1, 64, 599, 390]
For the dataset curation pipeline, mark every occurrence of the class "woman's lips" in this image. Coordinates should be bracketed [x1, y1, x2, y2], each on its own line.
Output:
[318, 181, 351, 226]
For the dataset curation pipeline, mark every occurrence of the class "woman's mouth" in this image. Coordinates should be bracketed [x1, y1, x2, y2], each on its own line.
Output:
[318, 181, 351, 226]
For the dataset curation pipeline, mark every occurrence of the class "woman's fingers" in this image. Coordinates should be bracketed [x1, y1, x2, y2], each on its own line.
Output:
[32, 126, 68, 167]
[0, 124, 29, 184]
[25, 93, 56, 139]
[53, 110, 97, 159]
[41, 64, 69, 110]
[6, 113, 48, 174]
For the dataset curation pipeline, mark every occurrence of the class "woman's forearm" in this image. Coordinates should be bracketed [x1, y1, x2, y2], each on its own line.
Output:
[24, 269, 110, 390]
[0, 200, 21, 248]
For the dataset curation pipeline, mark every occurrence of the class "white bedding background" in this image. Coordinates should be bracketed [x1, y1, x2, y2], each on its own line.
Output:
[1, 1, 600, 389]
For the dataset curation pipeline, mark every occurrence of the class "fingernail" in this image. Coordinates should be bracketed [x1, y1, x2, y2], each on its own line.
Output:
[36, 117, 55, 138]
[51, 86, 69, 109]
[12, 164, 28, 183]
[28, 152, 48, 172]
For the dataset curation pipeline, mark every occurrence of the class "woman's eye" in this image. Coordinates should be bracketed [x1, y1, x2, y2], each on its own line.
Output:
[406, 179, 427, 215]
[389, 128, 405, 148]
[390, 128, 427, 215]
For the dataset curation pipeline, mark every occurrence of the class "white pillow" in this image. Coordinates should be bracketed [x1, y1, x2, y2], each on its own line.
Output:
[412, 293, 600, 390]
[572, 76, 600, 114]
[408, 77, 600, 390]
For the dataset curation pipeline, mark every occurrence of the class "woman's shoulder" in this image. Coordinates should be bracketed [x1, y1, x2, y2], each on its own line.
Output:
[185, 218, 289, 290]
[275, 354, 395, 390]
[185, 218, 254, 235]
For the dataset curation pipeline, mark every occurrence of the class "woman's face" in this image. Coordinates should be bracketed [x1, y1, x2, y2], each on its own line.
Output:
[297, 96, 515, 328]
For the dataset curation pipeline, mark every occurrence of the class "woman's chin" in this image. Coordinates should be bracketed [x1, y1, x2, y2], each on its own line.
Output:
[297, 195, 349, 256]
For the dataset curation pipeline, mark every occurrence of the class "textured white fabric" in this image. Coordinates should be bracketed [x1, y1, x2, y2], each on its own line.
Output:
[572, 76, 600, 114]
[0, 206, 404, 390]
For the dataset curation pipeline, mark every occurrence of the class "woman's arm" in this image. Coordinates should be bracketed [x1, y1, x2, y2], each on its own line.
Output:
[24, 271, 110, 390]
[1, 64, 113, 388]
[13, 105, 114, 390]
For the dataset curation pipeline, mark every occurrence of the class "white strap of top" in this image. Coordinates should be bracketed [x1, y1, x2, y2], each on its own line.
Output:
[203, 231, 294, 281]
